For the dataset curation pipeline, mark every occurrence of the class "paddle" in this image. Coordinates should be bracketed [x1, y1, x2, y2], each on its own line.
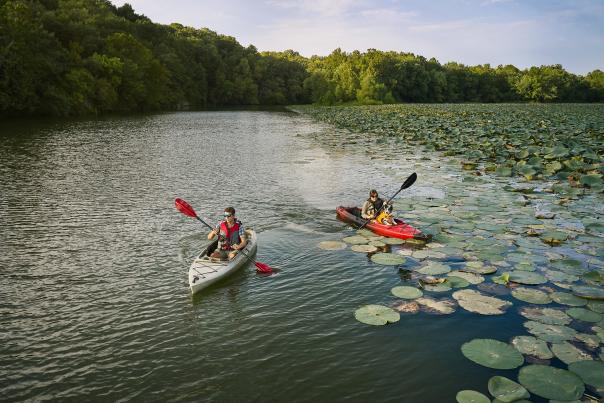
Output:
[359, 172, 418, 229]
[175, 198, 273, 273]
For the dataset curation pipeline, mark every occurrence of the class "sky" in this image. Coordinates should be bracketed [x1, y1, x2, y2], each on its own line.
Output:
[109, 0, 604, 75]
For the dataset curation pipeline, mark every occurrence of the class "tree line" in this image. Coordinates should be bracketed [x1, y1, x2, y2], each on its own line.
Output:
[1, 0, 603, 117]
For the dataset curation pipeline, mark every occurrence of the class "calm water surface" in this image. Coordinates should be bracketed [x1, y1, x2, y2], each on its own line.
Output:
[0, 110, 599, 402]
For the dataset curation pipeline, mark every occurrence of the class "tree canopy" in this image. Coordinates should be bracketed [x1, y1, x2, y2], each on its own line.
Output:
[0, 0, 601, 117]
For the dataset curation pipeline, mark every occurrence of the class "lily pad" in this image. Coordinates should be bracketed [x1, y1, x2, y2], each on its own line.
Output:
[318, 241, 347, 250]
[566, 307, 603, 322]
[417, 262, 451, 275]
[446, 276, 470, 289]
[574, 332, 601, 349]
[511, 335, 553, 359]
[453, 289, 512, 315]
[448, 270, 485, 285]
[461, 338, 524, 369]
[369, 240, 386, 247]
[586, 300, 604, 313]
[540, 231, 568, 246]
[342, 235, 369, 245]
[455, 390, 490, 403]
[568, 360, 604, 388]
[509, 271, 547, 285]
[550, 341, 593, 364]
[572, 285, 604, 300]
[356, 229, 376, 238]
[382, 237, 405, 245]
[370, 253, 406, 266]
[551, 292, 588, 306]
[416, 297, 456, 314]
[354, 304, 400, 326]
[519, 307, 571, 325]
[488, 376, 529, 403]
[518, 365, 584, 401]
[511, 288, 552, 304]
[391, 286, 423, 299]
[351, 244, 378, 253]
[524, 320, 577, 343]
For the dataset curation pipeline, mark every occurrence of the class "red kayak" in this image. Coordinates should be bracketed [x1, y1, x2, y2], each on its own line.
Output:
[336, 206, 429, 240]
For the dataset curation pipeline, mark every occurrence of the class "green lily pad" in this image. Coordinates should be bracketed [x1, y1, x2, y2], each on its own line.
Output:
[354, 304, 400, 326]
[421, 283, 452, 292]
[580, 174, 602, 188]
[550, 341, 593, 364]
[488, 376, 529, 403]
[417, 262, 451, 275]
[568, 360, 604, 388]
[455, 390, 490, 403]
[453, 289, 512, 315]
[511, 287, 552, 304]
[524, 320, 577, 343]
[572, 285, 604, 300]
[544, 269, 579, 283]
[448, 271, 485, 284]
[519, 307, 571, 325]
[370, 253, 406, 266]
[574, 332, 601, 349]
[509, 271, 547, 285]
[382, 237, 405, 245]
[518, 365, 584, 401]
[586, 300, 604, 313]
[369, 240, 386, 247]
[550, 292, 588, 306]
[461, 338, 524, 369]
[318, 241, 347, 250]
[391, 286, 423, 299]
[511, 335, 553, 359]
[351, 244, 379, 253]
[342, 235, 369, 245]
[356, 229, 376, 238]
[446, 276, 470, 289]
[567, 307, 603, 322]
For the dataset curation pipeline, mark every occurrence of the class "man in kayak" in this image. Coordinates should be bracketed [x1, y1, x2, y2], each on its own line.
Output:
[361, 190, 394, 225]
[207, 207, 248, 260]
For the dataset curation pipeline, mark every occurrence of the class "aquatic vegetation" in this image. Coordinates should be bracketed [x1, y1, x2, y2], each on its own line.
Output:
[455, 390, 490, 403]
[487, 376, 530, 402]
[518, 365, 584, 401]
[568, 360, 604, 389]
[391, 286, 423, 299]
[461, 339, 524, 369]
[354, 305, 400, 325]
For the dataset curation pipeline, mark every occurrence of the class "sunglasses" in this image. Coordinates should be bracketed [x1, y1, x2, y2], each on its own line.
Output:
[224, 212, 233, 217]
[370, 195, 378, 198]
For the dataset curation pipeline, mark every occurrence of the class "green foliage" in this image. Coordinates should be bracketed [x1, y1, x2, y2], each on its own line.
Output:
[0, 1, 601, 117]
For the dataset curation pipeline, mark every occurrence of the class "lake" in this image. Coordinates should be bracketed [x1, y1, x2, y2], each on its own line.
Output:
[1, 107, 603, 402]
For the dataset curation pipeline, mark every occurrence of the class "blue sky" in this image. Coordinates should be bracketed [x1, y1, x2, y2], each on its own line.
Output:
[110, 0, 603, 74]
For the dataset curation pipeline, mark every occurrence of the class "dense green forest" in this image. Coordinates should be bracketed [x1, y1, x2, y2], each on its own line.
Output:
[1, 0, 603, 117]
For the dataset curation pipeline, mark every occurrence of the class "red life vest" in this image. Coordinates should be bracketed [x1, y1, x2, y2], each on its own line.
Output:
[219, 220, 241, 250]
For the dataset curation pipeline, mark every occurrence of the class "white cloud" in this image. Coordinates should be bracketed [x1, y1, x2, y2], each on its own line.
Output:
[264, 0, 363, 17]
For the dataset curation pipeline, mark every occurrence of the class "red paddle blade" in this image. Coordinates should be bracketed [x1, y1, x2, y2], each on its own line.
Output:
[255, 261, 273, 273]
[175, 198, 199, 218]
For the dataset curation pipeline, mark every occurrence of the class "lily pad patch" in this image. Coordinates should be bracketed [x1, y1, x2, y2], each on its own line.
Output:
[568, 360, 604, 388]
[455, 390, 490, 403]
[453, 289, 512, 315]
[391, 286, 423, 299]
[511, 335, 553, 359]
[550, 341, 593, 364]
[487, 376, 529, 403]
[370, 253, 406, 266]
[518, 365, 584, 401]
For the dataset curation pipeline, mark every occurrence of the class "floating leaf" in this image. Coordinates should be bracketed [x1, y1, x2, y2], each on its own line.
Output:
[455, 390, 490, 403]
[511, 288, 552, 304]
[417, 262, 451, 275]
[550, 291, 588, 306]
[354, 305, 400, 325]
[550, 341, 593, 364]
[518, 365, 584, 401]
[587, 300, 604, 313]
[448, 270, 485, 284]
[446, 276, 470, 289]
[318, 241, 347, 250]
[461, 339, 524, 369]
[540, 231, 568, 246]
[509, 271, 547, 285]
[572, 285, 604, 300]
[416, 297, 457, 314]
[382, 237, 405, 245]
[568, 360, 604, 388]
[511, 335, 553, 359]
[566, 307, 603, 322]
[356, 229, 376, 238]
[487, 376, 529, 403]
[370, 253, 406, 265]
[453, 289, 512, 315]
[524, 321, 577, 343]
[342, 235, 369, 245]
[351, 244, 378, 253]
[391, 286, 423, 299]
[519, 307, 571, 325]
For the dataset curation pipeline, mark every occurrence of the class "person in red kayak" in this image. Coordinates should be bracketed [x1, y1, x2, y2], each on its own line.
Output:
[361, 190, 394, 225]
[207, 207, 247, 260]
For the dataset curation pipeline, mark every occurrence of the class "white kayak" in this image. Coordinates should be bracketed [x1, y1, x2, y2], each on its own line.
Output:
[188, 229, 257, 294]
